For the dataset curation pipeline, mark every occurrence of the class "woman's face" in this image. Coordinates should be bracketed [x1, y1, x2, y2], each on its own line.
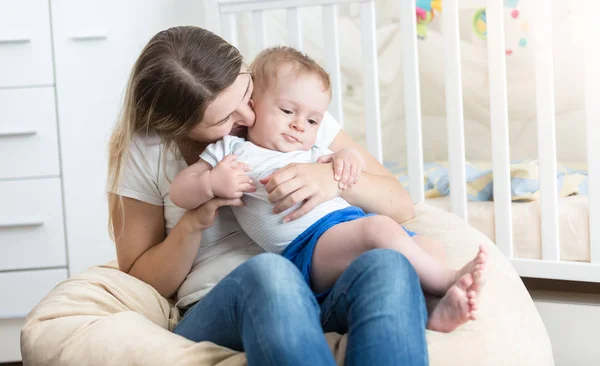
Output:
[189, 72, 255, 143]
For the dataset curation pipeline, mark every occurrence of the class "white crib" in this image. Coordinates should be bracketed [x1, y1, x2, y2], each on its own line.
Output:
[205, 0, 600, 283]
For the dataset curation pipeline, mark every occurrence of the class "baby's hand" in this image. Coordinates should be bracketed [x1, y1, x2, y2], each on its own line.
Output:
[210, 154, 255, 198]
[317, 147, 365, 189]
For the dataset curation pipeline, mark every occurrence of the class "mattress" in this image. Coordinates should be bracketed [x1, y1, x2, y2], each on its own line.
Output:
[426, 195, 590, 262]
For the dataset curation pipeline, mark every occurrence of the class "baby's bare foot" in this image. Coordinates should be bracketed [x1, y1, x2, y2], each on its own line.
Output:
[427, 273, 474, 333]
[457, 244, 488, 295]
[469, 245, 488, 297]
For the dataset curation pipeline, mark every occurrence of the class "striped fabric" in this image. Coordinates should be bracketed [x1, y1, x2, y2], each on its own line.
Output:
[385, 160, 588, 201]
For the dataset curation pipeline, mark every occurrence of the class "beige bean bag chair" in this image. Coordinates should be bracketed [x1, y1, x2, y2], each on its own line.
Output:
[21, 204, 554, 365]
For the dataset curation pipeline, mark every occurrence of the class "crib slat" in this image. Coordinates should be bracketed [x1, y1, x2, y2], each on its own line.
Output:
[486, 0, 514, 257]
[360, 1, 382, 162]
[322, 4, 344, 126]
[442, 0, 468, 220]
[534, 0, 560, 261]
[584, 0, 600, 264]
[221, 13, 238, 48]
[399, 0, 425, 203]
[286, 7, 302, 51]
[252, 10, 267, 57]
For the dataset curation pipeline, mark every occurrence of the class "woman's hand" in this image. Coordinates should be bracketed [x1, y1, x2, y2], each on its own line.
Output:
[317, 147, 365, 190]
[185, 196, 245, 231]
[113, 195, 244, 298]
[259, 162, 340, 222]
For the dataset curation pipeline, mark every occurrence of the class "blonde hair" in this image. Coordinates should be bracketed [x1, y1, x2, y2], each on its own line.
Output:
[250, 46, 331, 98]
[107, 26, 244, 239]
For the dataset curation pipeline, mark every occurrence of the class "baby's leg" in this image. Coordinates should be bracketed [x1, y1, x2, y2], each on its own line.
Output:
[359, 216, 458, 295]
[313, 215, 455, 295]
[412, 235, 446, 263]
[411, 235, 447, 315]
[310, 219, 376, 294]
[312, 215, 489, 332]
[411, 235, 487, 295]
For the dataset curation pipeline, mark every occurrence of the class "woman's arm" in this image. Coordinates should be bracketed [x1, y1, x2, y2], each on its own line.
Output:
[112, 195, 243, 298]
[329, 130, 415, 223]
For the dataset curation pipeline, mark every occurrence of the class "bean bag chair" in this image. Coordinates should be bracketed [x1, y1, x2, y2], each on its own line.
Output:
[21, 204, 554, 365]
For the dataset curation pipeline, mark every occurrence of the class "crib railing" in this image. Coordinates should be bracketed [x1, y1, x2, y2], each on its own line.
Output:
[210, 0, 384, 161]
[484, 0, 600, 281]
[485, 0, 513, 258]
[207, 0, 600, 282]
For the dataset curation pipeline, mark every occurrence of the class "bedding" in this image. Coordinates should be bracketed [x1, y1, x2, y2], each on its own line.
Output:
[21, 203, 554, 366]
[384, 160, 590, 262]
[386, 160, 589, 201]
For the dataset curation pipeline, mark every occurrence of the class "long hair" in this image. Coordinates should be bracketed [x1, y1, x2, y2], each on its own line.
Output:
[107, 26, 243, 239]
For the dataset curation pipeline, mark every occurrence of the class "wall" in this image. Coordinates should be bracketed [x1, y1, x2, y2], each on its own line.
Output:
[530, 290, 600, 366]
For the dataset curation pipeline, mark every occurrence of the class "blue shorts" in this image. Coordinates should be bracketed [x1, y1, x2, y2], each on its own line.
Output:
[281, 206, 417, 301]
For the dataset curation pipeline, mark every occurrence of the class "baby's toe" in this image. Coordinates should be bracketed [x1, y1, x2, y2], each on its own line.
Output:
[457, 273, 474, 289]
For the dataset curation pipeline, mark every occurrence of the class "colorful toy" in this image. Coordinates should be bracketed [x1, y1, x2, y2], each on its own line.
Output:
[471, 1, 528, 56]
[415, 0, 442, 40]
[472, 8, 487, 40]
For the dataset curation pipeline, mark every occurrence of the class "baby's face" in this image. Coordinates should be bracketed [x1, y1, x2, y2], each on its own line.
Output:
[248, 64, 330, 152]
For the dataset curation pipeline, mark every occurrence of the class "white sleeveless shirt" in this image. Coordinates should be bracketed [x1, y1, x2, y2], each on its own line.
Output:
[116, 113, 340, 309]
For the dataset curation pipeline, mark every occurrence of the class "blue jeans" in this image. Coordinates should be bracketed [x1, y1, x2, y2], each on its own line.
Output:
[174, 249, 428, 366]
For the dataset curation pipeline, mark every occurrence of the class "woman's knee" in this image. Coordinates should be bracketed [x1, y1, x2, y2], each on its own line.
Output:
[350, 249, 421, 294]
[236, 253, 312, 298]
[339, 249, 427, 325]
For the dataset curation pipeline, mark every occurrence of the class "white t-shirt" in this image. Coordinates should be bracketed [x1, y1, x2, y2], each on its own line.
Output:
[200, 136, 349, 254]
[115, 112, 340, 309]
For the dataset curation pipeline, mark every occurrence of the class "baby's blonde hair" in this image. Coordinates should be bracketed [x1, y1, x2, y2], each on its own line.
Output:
[250, 46, 331, 98]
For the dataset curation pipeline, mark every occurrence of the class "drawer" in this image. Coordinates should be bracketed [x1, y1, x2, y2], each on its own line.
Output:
[0, 318, 25, 362]
[0, 88, 60, 179]
[0, 178, 67, 271]
[0, 0, 54, 88]
[0, 268, 67, 319]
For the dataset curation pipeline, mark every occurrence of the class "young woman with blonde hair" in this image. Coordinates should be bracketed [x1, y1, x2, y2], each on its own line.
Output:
[108, 26, 428, 365]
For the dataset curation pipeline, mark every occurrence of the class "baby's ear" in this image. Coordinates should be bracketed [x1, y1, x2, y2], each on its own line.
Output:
[248, 99, 254, 108]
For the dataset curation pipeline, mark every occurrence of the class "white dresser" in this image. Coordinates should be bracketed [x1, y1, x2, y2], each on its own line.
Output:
[0, 0, 206, 361]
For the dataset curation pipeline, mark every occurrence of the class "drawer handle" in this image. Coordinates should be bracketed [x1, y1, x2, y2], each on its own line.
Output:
[69, 34, 108, 41]
[0, 130, 37, 137]
[0, 37, 31, 44]
[0, 219, 44, 229]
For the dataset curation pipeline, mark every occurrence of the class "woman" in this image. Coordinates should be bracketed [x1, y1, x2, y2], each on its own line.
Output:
[107, 26, 428, 365]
